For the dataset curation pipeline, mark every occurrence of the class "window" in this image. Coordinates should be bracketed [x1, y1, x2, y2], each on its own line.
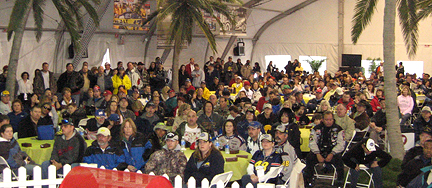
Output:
[264, 55, 292, 73]
[398, 61, 423, 77]
[101, 48, 111, 66]
[298, 56, 327, 75]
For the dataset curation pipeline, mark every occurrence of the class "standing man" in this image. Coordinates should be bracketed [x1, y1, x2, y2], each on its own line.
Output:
[343, 138, 392, 188]
[104, 62, 113, 76]
[303, 111, 345, 186]
[191, 64, 205, 88]
[137, 62, 149, 87]
[224, 57, 238, 85]
[126, 62, 142, 90]
[185, 58, 195, 79]
[57, 63, 84, 106]
[96, 66, 113, 92]
[0, 90, 11, 115]
[41, 62, 57, 94]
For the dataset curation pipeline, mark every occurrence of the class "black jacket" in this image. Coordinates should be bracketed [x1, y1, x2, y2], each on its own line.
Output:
[272, 122, 302, 159]
[397, 154, 431, 187]
[18, 116, 53, 138]
[85, 118, 110, 132]
[402, 146, 423, 169]
[342, 140, 392, 169]
[184, 149, 225, 186]
[57, 71, 84, 94]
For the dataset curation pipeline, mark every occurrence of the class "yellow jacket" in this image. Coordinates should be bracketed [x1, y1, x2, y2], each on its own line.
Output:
[112, 74, 132, 94]
[202, 87, 211, 101]
[231, 82, 243, 94]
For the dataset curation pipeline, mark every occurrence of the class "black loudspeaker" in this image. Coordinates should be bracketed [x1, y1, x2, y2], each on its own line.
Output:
[339, 66, 363, 75]
[342, 54, 362, 67]
[68, 43, 74, 59]
[233, 42, 245, 56]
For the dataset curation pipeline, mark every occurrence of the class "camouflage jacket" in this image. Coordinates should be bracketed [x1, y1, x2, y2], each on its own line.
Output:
[144, 145, 187, 183]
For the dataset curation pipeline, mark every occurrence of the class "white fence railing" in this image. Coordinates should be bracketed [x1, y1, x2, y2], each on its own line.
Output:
[0, 165, 264, 188]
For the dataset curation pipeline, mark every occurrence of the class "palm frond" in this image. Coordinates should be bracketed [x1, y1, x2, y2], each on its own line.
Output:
[188, 4, 217, 52]
[417, 0, 432, 20]
[351, 0, 378, 44]
[398, 0, 419, 57]
[76, 0, 100, 27]
[32, 0, 45, 42]
[7, 0, 32, 41]
[64, 0, 84, 29]
[52, 0, 82, 51]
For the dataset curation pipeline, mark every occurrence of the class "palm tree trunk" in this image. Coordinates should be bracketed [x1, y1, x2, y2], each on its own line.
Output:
[172, 39, 181, 91]
[383, 0, 404, 159]
[6, 1, 33, 99]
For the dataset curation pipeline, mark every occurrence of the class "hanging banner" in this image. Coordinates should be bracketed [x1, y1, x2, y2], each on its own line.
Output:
[113, 0, 150, 31]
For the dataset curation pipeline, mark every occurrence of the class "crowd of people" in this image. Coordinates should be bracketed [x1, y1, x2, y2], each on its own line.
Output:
[0, 57, 431, 187]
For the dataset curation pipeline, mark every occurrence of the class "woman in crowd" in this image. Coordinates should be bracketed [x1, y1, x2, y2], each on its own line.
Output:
[197, 101, 224, 136]
[370, 88, 384, 112]
[106, 101, 123, 124]
[172, 103, 191, 132]
[147, 62, 157, 75]
[112, 68, 131, 95]
[179, 65, 189, 88]
[60, 88, 75, 109]
[119, 118, 154, 172]
[17, 72, 33, 106]
[237, 108, 258, 141]
[111, 95, 120, 103]
[187, 90, 203, 112]
[316, 100, 331, 114]
[365, 82, 376, 100]
[252, 62, 261, 74]
[272, 107, 301, 158]
[7, 100, 28, 132]
[216, 120, 246, 151]
[184, 132, 224, 187]
[0, 124, 37, 175]
[398, 86, 414, 125]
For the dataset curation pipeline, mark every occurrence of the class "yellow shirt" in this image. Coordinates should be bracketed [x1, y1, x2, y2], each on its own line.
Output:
[202, 87, 211, 101]
[231, 82, 243, 94]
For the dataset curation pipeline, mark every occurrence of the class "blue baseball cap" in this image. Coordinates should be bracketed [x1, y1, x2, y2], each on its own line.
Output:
[108, 114, 120, 121]
[95, 109, 105, 117]
[248, 121, 262, 129]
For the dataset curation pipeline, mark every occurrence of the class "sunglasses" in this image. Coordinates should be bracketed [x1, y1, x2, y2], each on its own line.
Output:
[43, 106, 52, 111]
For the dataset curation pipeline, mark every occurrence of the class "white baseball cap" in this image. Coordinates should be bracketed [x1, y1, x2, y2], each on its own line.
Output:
[366, 139, 377, 152]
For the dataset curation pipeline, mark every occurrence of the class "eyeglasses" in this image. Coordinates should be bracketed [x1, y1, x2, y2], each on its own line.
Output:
[43, 106, 52, 111]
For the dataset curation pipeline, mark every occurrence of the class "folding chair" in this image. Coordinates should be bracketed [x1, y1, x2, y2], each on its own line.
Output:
[259, 166, 284, 183]
[210, 171, 233, 188]
[313, 163, 337, 185]
[0, 156, 18, 180]
[276, 159, 306, 188]
[343, 164, 373, 188]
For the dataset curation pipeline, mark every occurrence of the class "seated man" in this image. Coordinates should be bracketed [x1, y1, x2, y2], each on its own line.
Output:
[135, 102, 161, 138]
[18, 106, 46, 138]
[241, 134, 282, 187]
[65, 103, 86, 128]
[397, 140, 432, 187]
[83, 127, 127, 170]
[246, 121, 263, 156]
[304, 111, 345, 186]
[119, 97, 136, 121]
[334, 104, 355, 142]
[402, 129, 432, 169]
[349, 100, 370, 131]
[39, 102, 54, 125]
[42, 119, 86, 179]
[343, 138, 392, 188]
[176, 110, 205, 147]
[414, 106, 432, 142]
[144, 132, 187, 183]
[147, 122, 168, 151]
[85, 109, 110, 140]
[370, 98, 387, 144]
[274, 124, 298, 182]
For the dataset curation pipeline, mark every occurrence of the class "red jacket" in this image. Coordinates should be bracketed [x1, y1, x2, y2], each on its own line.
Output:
[337, 97, 355, 110]
[370, 96, 383, 112]
[186, 85, 196, 92]
[257, 97, 268, 113]
[185, 63, 194, 78]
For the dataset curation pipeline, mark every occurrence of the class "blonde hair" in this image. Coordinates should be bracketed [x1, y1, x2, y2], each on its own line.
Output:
[178, 103, 191, 116]
[317, 100, 331, 112]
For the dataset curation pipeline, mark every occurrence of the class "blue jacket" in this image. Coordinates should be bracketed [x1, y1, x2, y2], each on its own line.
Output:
[120, 132, 153, 171]
[83, 141, 127, 170]
[7, 111, 28, 132]
[0, 138, 27, 169]
[407, 166, 432, 188]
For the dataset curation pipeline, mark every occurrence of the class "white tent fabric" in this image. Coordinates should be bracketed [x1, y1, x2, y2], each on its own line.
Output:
[1, 0, 432, 77]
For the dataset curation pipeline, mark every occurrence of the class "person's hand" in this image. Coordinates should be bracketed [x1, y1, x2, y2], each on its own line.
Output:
[127, 165, 137, 172]
[250, 174, 259, 183]
[325, 153, 334, 162]
[355, 164, 360, 171]
[371, 161, 379, 168]
[24, 157, 31, 164]
[375, 127, 383, 133]
[370, 122, 376, 129]
[51, 160, 63, 170]
[317, 154, 325, 163]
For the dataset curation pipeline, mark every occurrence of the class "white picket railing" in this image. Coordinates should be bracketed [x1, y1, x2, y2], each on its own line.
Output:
[0, 165, 266, 188]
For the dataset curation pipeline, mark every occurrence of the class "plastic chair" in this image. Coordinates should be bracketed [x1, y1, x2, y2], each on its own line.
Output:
[260, 166, 284, 183]
[13, 132, 18, 140]
[78, 118, 90, 127]
[276, 159, 306, 188]
[210, 171, 233, 187]
[0, 156, 18, 180]
[343, 164, 373, 188]
[313, 163, 337, 185]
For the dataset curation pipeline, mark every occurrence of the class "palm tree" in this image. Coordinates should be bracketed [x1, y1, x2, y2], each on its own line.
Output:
[350, 0, 432, 159]
[6, 0, 100, 99]
[141, 0, 241, 91]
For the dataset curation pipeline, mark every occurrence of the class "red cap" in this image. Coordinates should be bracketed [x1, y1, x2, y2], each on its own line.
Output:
[316, 88, 322, 93]
[93, 85, 100, 91]
[103, 90, 112, 96]
[244, 81, 251, 86]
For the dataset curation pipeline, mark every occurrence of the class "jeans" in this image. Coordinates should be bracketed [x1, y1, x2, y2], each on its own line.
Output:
[241, 175, 257, 188]
[348, 163, 383, 188]
[400, 113, 411, 125]
[41, 160, 80, 179]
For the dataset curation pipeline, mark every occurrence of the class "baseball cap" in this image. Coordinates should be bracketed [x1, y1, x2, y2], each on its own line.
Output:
[246, 108, 255, 114]
[201, 81, 206, 85]
[237, 76, 242, 80]
[103, 90, 112, 96]
[153, 122, 168, 131]
[335, 88, 344, 95]
[244, 81, 250, 86]
[165, 132, 179, 141]
[422, 106, 432, 114]
[260, 134, 273, 142]
[316, 88, 322, 93]
[168, 89, 175, 93]
[61, 119, 73, 126]
[95, 109, 106, 117]
[365, 139, 377, 152]
[275, 124, 288, 133]
[185, 78, 191, 82]
[97, 127, 111, 136]
[197, 132, 211, 142]
[282, 85, 291, 90]
[1, 90, 10, 97]
[93, 85, 100, 91]
[263, 103, 272, 110]
[119, 97, 128, 102]
[119, 88, 127, 93]
[138, 62, 145, 66]
[357, 100, 368, 107]
[108, 114, 120, 121]
[248, 121, 262, 129]
[146, 102, 156, 107]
